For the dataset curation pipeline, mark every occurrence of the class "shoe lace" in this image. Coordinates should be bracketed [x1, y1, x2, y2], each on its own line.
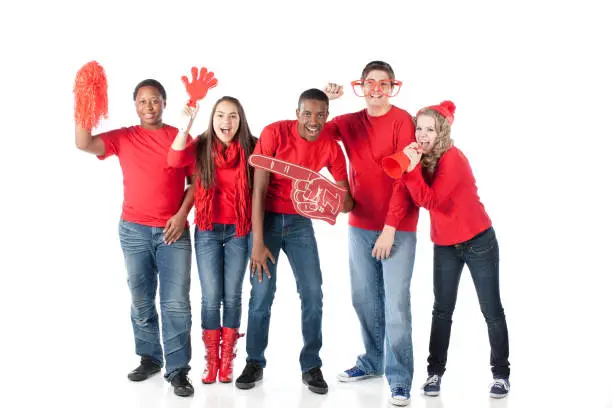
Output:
[176, 373, 192, 387]
[309, 368, 324, 381]
[244, 362, 260, 376]
[346, 366, 364, 376]
[425, 374, 440, 386]
[491, 379, 509, 390]
[391, 386, 407, 397]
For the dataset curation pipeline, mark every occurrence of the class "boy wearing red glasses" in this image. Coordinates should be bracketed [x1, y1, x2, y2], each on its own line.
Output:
[325, 61, 418, 406]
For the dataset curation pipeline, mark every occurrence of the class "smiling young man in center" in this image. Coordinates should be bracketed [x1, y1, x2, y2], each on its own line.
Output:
[235, 88, 354, 394]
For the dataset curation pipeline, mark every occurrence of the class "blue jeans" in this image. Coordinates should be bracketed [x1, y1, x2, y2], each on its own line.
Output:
[118, 219, 192, 381]
[245, 212, 323, 372]
[195, 225, 249, 329]
[348, 226, 417, 392]
[427, 227, 510, 378]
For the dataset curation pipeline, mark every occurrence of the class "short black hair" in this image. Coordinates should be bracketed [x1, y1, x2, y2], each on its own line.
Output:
[297, 88, 329, 109]
[361, 60, 395, 81]
[133, 79, 167, 101]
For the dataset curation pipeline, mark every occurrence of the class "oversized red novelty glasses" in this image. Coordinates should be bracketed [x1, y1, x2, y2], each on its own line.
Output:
[351, 79, 403, 97]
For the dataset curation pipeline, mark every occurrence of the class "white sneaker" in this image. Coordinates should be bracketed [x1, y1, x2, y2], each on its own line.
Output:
[389, 386, 410, 406]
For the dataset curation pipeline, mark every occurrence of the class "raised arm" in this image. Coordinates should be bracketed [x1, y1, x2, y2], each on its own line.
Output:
[75, 124, 106, 156]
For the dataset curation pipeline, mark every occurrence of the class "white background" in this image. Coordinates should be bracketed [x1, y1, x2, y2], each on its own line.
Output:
[1, 0, 611, 407]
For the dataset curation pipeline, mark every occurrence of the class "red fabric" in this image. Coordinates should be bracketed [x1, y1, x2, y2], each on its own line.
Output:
[401, 146, 492, 245]
[418, 100, 456, 125]
[97, 125, 193, 227]
[167, 138, 251, 236]
[329, 106, 419, 231]
[253, 120, 348, 214]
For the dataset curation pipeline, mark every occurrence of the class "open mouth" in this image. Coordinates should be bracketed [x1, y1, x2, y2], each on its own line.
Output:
[305, 125, 320, 136]
[220, 127, 232, 136]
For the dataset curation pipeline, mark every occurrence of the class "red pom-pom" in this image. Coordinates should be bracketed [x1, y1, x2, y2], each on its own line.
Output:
[440, 100, 456, 116]
[74, 61, 108, 129]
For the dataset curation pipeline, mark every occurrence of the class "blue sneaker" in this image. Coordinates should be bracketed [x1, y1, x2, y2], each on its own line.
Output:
[422, 374, 441, 396]
[389, 386, 410, 406]
[489, 378, 510, 398]
[337, 366, 379, 382]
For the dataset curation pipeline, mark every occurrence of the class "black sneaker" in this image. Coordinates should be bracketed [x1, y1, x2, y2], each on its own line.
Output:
[170, 371, 194, 397]
[302, 367, 328, 394]
[235, 361, 263, 390]
[127, 356, 161, 382]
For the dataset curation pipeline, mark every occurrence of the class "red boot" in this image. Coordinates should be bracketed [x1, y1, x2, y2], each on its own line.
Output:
[201, 329, 220, 384]
[219, 327, 244, 383]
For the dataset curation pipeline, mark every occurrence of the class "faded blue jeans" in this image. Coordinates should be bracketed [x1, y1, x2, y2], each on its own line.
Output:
[245, 212, 324, 372]
[348, 226, 417, 393]
[118, 219, 192, 381]
[195, 224, 249, 329]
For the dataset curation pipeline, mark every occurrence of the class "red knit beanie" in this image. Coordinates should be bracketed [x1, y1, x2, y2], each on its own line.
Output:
[418, 100, 456, 125]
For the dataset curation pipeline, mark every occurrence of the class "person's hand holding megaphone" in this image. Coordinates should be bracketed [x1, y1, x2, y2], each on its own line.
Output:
[402, 142, 423, 172]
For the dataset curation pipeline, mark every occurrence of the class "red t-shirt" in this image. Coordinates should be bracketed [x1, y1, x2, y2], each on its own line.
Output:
[401, 146, 492, 246]
[98, 125, 193, 227]
[167, 140, 238, 225]
[253, 120, 348, 214]
[329, 106, 419, 231]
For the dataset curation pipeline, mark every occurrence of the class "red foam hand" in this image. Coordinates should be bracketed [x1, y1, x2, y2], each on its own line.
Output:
[248, 154, 347, 225]
[181, 66, 218, 107]
[292, 177, 347, 225]
[74, 61, 108, 129]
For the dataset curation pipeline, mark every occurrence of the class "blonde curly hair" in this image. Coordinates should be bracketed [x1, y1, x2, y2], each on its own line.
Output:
[418, 109, 454, 174]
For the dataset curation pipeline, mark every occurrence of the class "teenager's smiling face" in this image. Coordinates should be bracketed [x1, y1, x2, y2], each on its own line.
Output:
[416, 114, 438, 153]
[296, 99, 329, 141]
[213, 100, 240, 146]
[135, 86, 165, 129]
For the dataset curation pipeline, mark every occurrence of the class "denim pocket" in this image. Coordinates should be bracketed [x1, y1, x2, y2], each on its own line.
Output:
[467, 228, 496, 255]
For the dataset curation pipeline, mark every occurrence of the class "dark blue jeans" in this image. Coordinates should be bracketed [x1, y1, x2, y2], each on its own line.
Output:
[245, 212, 323, 372]
[195, 225, 249, 329]
[118, 220, 192, 381]
[427, 227, 510, 379]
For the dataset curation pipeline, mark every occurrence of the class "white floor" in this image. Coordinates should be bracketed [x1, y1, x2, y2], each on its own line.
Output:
[5, 219, 610, 408]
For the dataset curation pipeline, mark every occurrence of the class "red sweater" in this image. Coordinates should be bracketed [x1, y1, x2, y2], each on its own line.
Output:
[329, 106, 419, 231]
[167, 140, 241, 226]
[98, 125, 193, 227]
[401, 146, 492, 245]
[254, 120, 348, 214]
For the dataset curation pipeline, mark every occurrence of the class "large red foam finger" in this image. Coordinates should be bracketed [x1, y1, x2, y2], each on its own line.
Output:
[249, 154, 316, 181]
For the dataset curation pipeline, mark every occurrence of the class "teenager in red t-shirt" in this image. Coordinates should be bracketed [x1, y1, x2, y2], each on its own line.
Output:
[235, 89, 353, 395]
[168, 96, 257, 385]
[75, 79, 195, 397]
[392, 101, 510, 399]
[324, 61, 418, 406]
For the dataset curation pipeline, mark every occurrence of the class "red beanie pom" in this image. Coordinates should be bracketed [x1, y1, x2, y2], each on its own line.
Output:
[440, 100, 456, 117]
[74, 61, 108, 129]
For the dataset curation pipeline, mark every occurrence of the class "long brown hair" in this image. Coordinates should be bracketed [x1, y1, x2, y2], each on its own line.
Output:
[419, 109, 454, 174]
[195, 96, 256, 189]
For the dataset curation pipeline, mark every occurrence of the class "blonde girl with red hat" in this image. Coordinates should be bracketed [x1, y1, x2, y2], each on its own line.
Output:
[390, 101, 511, 399]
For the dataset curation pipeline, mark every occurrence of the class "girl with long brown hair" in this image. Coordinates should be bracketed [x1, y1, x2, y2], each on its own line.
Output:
[168, 96, 257, 385]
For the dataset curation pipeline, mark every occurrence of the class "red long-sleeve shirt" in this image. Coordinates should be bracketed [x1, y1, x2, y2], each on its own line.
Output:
[329, 106, 419, 231]
[401, 146, 492, 245]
